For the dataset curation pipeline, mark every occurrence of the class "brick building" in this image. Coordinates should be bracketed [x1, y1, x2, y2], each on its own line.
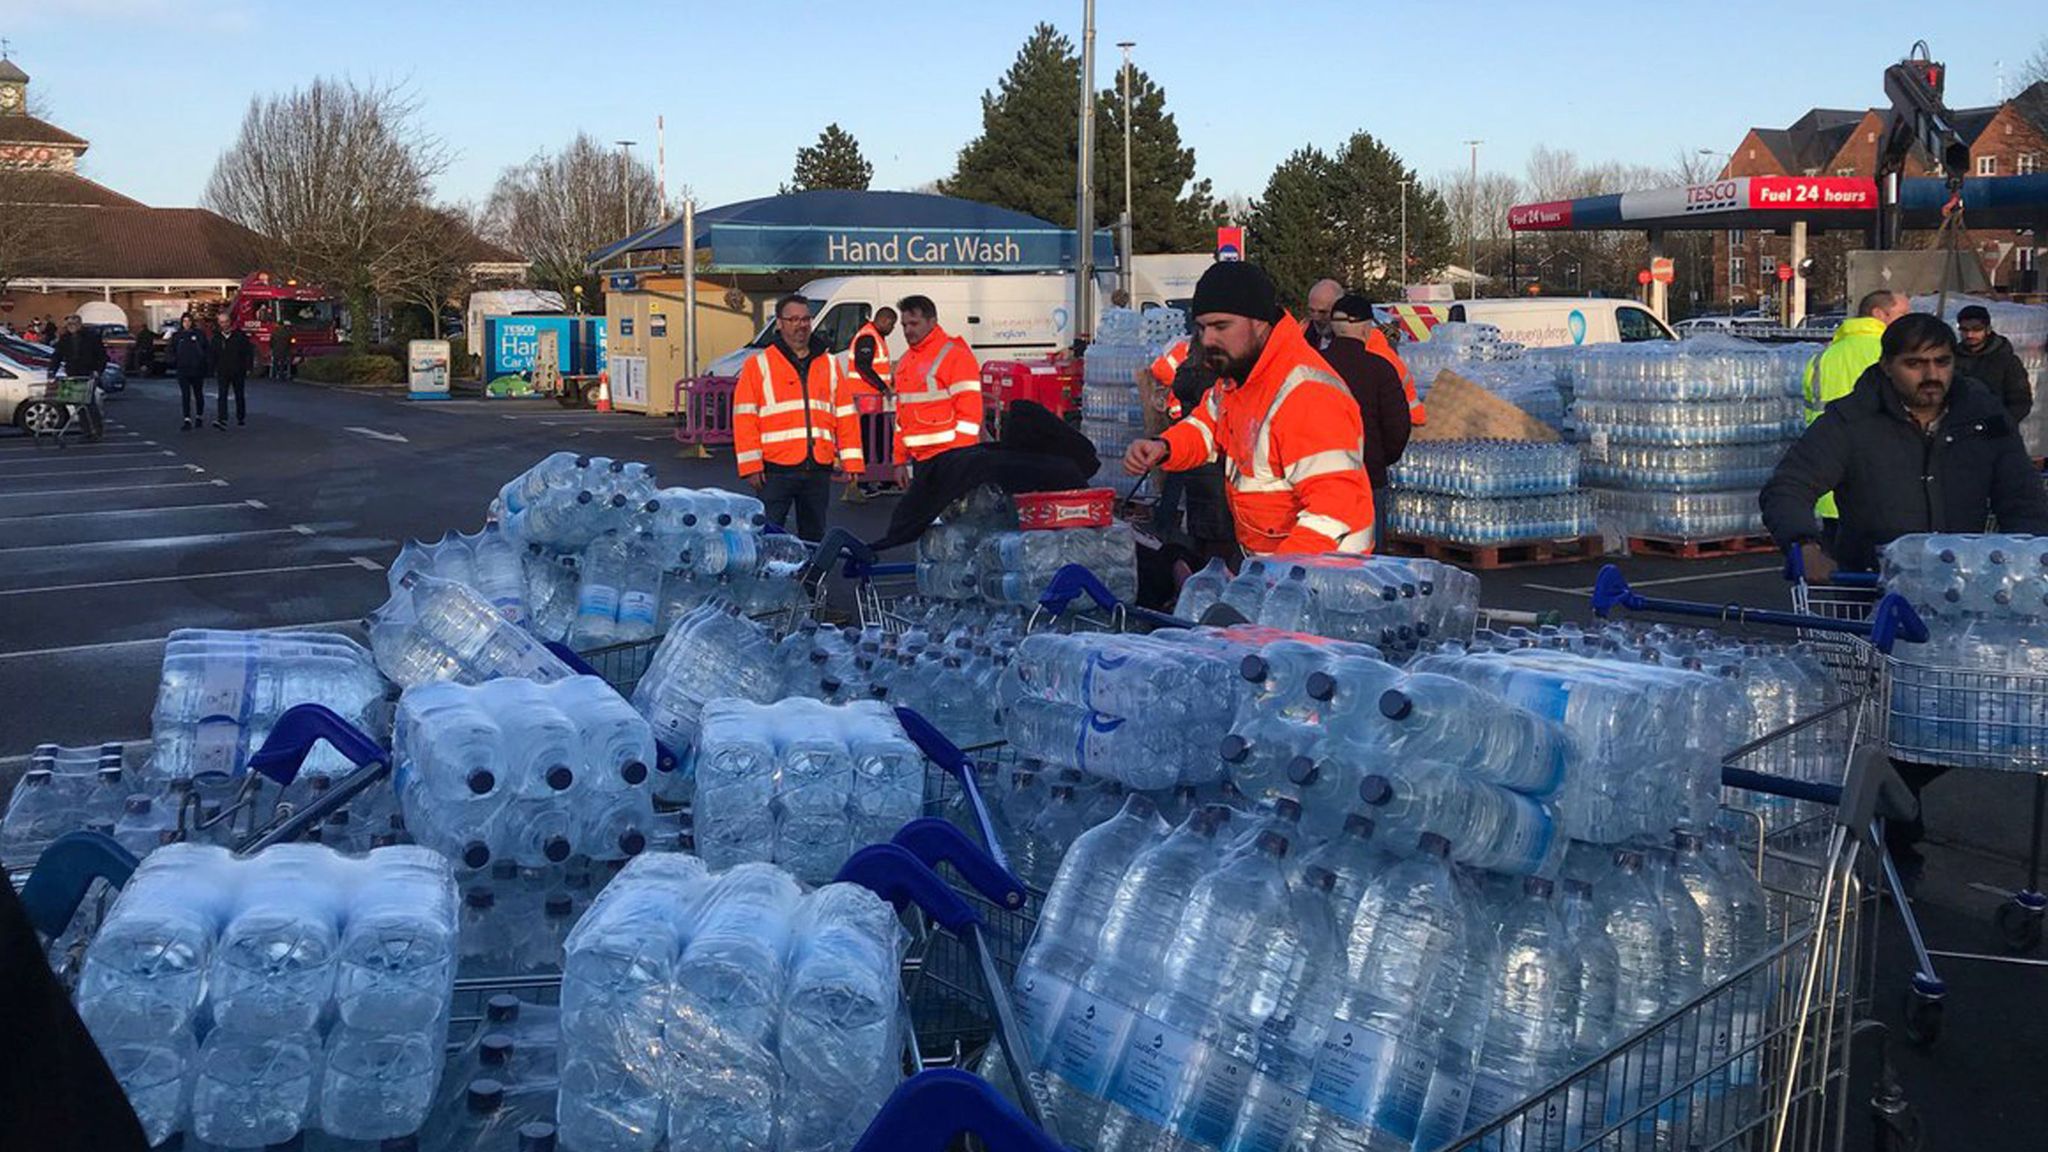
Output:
[1711, 83, 2047, 309]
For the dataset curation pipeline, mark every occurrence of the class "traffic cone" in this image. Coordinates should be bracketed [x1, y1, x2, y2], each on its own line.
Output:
[594, 371, 612, 412]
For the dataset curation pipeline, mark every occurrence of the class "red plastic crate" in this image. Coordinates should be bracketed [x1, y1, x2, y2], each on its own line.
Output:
[1016, 488, 1116, 530]
[981, 357, 1081, 420]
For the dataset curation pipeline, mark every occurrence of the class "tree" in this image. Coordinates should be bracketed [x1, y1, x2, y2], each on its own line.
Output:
[371, 203, 484, 342]
[945, 23, 1084, 226]
[1247, 132, 1449, 306]
[483, 132, 666, 302]
[0, 173, 72, 296]
[1094, 66, 1224, 252]
[203, 79, 448, 351]
[782, 123, 872, 193]
[2024, 36, 2048, 87]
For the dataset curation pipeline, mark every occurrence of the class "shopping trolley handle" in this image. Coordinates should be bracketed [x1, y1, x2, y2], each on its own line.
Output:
[892, 818, 1028, 911]
[850, 1069, 1067, 1152]
[806, 526, 881, 581]
[1591, 564, 1929, 650]
[1780, 544, 1882, 588]
[896, 707, 970, 779]
[245, 703, 385, 788]
[16, 830, 137, 940]
[835, 843, 980, 936]
[546, 644, 681, 774]
[1038, 564, 1119, 616]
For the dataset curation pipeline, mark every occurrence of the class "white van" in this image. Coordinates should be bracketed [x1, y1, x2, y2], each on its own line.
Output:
[1390, 298, 1677, 347]
[705, 268, 1202, 376]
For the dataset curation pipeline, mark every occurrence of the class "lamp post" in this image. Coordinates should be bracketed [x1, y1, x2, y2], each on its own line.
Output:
[1398, 178, 1410, 296]
[1116, 40, 1134, 298]
[1463, 139, 1483, 298]
[615, 139, 638, 256]
[1072, 0, 1097, 344]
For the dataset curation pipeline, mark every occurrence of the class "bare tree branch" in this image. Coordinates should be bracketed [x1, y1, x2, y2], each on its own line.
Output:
[481, 133, 666, 302]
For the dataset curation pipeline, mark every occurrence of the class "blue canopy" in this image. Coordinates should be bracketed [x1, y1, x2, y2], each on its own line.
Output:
[588, 190, 1118, 273]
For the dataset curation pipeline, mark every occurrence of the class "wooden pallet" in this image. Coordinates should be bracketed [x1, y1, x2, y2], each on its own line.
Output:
[1383, 533, 1606, 570]
[1625, 533, 1777, 559]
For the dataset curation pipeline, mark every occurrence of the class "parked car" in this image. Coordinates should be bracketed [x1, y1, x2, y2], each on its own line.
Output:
[1, 349, 99, 437]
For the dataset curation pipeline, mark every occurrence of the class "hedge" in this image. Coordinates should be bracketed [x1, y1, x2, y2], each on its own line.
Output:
[298, 353, 403, 385]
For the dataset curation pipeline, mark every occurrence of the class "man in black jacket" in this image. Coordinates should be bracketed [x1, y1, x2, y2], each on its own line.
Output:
[49, 315, 108, 381]
[214, 324, 255, 428]
[1761, 312, 2048, 864]
[866, 400, 1098, 554]
[1328, 293, 1414, 518]
[168, 314, 211, 430]
[1955, 304, 2035, 426]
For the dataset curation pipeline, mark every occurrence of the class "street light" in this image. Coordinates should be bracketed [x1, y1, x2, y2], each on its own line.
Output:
[1116, 40, 1134, 299]
[1463, 139, 1483, 299]
[1398, 178, 1410, 295]
[616, 139, 638, 244]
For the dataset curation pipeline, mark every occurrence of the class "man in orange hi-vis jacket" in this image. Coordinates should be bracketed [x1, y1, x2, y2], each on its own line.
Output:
[732, 294, 864, 540]
[1123, 262, 1375, 556]
[890, 294, 983, 464]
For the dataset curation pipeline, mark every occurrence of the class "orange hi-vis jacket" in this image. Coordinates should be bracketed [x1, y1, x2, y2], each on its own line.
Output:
[1149, 338, 1191, 418]
[842, 321, 892, 399]
[1362, 326, 1425, 426]
[892, 325, 983, 461]
[732, 341, 863, 478]
[1159, 315, 1376, 556]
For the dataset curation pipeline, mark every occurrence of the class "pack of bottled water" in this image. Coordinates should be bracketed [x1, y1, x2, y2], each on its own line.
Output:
[1399, 324, 1573, 431]
[1568, 341, 1812, 403]
[1881, 533, 2048, 622]
[496, 452, 658, 550]
[774, 616, 1019, 748]
[1176, 553, 1480, 653]
[394, 675, 658, 876]
[1580, 441, 1786, 492]
[76, 842, 459, 1148]
[1082, 309, 1155, 499]
[1389, 491, 1597, 547]
[1912, 295, 2048, 458]
[1390, 440, 1580, 499]
[629, 600, 790, 800]
[917, 484, 1137, 609]
[145, 627, 391, 784]
[1004, 784, 1774, 1152]
[370, 572, 576, 689]
[694, 698, 925, 883]
[1595, 489, 1767, 540]
[556, 853, 906, 1152]
[1, 742, 129, 867]
[390, 524, 532, 625]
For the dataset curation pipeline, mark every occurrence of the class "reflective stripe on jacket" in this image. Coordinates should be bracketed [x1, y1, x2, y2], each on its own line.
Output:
[1160, 314, 1376, 556]
[1151, 339, 1190, 419]
[842, 321, 893, 398]
[892, 326, 983, 461]
[732, 343, 863, 476]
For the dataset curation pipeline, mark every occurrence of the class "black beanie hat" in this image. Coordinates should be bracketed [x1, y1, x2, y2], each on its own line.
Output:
[1191, 261, 1282, 323]
[1957, 304, 1990, 325]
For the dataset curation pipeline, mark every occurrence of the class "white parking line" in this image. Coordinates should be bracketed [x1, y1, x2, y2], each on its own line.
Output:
[0, 560, 375, 596]
[0, 462, 202, 481]
[1522, 564, 1783, 596]
[0, 617, 366, 660]
[0, 433, 143, 451]
[0, 525, 306, 554]
[0, 477, 228, 498]
[0, 499, 257, 524]
[0, 449, 174, 466]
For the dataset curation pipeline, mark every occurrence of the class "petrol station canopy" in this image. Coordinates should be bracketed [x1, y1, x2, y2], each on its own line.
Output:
[589, 190, 1118, 274]
[1508, 173, 2048, 233]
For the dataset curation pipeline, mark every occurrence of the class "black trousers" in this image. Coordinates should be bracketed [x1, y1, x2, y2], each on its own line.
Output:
[177, 375, 206, 420]
[759, 469, 832, 541]
[217, 375, 246, 423]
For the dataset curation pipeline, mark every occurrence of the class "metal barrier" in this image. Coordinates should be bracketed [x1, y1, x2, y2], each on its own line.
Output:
[673, 373, 738, 449]
[853, 396, 907, 485]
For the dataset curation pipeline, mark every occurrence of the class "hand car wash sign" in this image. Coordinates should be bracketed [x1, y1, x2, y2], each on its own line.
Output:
[707, 224, 1116, 272]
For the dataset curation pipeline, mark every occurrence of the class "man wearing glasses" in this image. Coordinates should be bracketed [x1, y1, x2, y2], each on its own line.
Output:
[1954, 303, 2035, 426]
[731, 295, 864, 540]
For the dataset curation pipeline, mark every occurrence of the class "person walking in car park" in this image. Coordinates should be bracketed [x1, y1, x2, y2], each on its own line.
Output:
[49, 315, 108, 382]
[168, 314, 211, 430]
[1954, 303, 2035, 426]
[215, 323, 254, 428]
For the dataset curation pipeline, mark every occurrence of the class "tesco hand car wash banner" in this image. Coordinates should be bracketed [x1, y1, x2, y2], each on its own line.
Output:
[486, 317, 609, 378]
[705, 224, 1117, 272]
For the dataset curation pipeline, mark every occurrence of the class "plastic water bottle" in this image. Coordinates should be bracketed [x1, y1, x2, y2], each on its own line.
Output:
[670, 863, 803, 1052]
[1304, 833, 1467, 1152]
[1466, 877, 1579, 1145]
[1594, 849, 1698, 1144]
[776, 883, 907, 1152]
[1294, 813, 1393, 940]
[207, 844, 345, 1036]
[1, 768, 68, 862]
[78, 843, 234, 1039]
[471, 522, 530, 624]
[1559, 878, 1620, 1144]
[320, 1025, 443, 1140]
[1012, 796, 1165, 1061]
[1176, 557, 1233, 621]
[1356, 765, 1564, 878]
[335, 845, 460, 1032]
[191, 1030, 320, 1148]
[1352, 673, 1571, 798]
[1040, 806, 1229, 1137]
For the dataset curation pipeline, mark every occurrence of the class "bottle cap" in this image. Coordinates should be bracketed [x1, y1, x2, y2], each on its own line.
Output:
[1523, 875, 1555, 899]
[1305, 671, 1337, 701]
[1256, 830, 1290, 858]
[124, 794, 151, 814]
[1239, 654, 1270, 683]
[517, 1122, 560, 1152]
[544, 836, 572, 864]
[1377, 690, 1413, 721]
[462, 840, 492, 870]
[619, 829, 648, 856]
[1417, 832, 1451, 858]
[575, 490, 593, 505]
[466, 768, 496, 795]
[22, 768, 50, 784]
[1272, 795, 1303, 821]
[1357, 776, 1392, 806]
[486, 994, 522, 1022]
[620, 760, 649, 786]
[1218, 734, 1252, 763]
[1342, 812, 1376, 839]
[545, 893, 575, 917]
[1305, 865, 1338, 892]
[1563, 878, 1595, 899]
[466, 887, 495, 909]
[467, 1078, 506, 1111]
[1286, 756, 1320, 787]
[1673, 829, 1704, 851]
[545, 764, 576, 791]
[480, 1033, 514, 1066]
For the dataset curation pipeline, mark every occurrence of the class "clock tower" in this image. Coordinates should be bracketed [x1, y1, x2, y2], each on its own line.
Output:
[0, 57, 26, 118]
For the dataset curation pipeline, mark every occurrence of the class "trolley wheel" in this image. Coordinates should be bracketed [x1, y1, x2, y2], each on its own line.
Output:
[1901, 988, 1943, 1047]
[1993, 897, 2044, 953]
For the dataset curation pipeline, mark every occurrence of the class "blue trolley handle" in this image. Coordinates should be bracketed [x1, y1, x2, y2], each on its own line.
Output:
[1035, 564, 1197, 631]
[547, 643, 681, 775]
[16, 830, 137, 941]
[834, 843, 1057, 1142]
[892, 818, 1028, 911]
[850, 1069, 1068, 1152]
[802, 526, 882, 582]
[894, 707, 1011, 871]
[1590, 564, 1928, 652]
[236, 704, 391, 854]
[1782, 543, 1883, 588]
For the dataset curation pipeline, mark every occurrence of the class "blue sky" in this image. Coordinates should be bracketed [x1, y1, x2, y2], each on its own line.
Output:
[3, 0, 2042, 217]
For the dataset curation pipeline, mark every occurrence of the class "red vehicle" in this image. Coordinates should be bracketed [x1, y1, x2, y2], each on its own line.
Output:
[223, 272, 344, 375]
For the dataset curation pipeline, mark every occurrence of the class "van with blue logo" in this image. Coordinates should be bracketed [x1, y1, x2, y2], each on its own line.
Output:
[1386, 298, 1677, 348]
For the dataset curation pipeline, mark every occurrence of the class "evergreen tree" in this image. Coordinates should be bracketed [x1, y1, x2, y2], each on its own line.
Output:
[1247, 132, 1448, 306]
[1094, 66, 1225, 253]
[782, 123, 873, 193]
[1246, 146, 1341, 308]
[944, 23, 1083, 225]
